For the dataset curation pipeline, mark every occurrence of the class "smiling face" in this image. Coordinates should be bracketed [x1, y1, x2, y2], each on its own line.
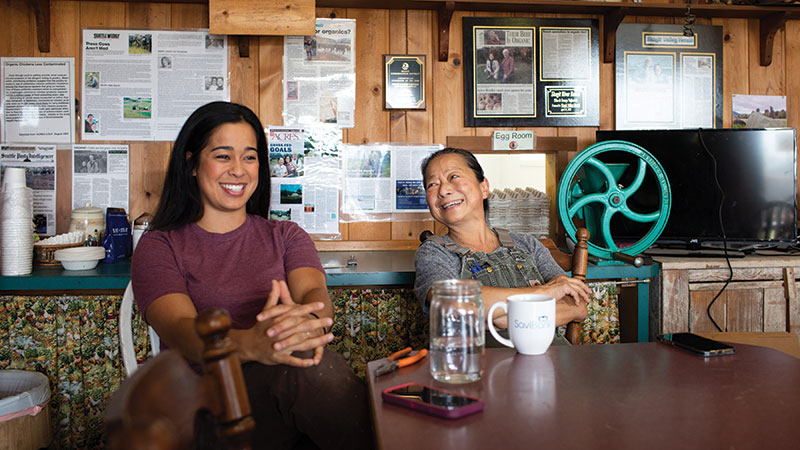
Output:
[192, 121, 259, 228]
[423, 153, 489, 228]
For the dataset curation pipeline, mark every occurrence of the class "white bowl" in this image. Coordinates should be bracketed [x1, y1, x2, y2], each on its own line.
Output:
[60, 259, 100, 271]
[54, 246, 104, 270]
[54, 247, 105, 261]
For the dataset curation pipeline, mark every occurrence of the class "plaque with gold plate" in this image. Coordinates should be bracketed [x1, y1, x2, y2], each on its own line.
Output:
[384, 55, 425, 110]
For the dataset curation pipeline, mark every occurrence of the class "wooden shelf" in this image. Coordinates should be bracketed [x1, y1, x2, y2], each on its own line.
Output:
[30, 1, 798, 65]
[316, 0, 799, 66]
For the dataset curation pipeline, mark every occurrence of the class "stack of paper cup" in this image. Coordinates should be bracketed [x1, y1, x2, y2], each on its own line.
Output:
[1, 167, 34, 275]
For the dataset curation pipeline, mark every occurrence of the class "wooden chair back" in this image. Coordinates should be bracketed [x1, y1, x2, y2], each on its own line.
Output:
[105, 308, 255, 450]
[537, 228, 590, 345]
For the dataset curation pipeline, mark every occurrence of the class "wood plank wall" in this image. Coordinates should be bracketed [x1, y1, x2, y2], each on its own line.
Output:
[2, 0, 799, 246]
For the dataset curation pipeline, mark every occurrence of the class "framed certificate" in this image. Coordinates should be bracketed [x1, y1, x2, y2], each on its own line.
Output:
[384, 55, 426, 110]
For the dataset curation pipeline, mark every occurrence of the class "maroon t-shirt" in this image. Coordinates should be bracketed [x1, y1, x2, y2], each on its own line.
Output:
[131, 215, 324, 330]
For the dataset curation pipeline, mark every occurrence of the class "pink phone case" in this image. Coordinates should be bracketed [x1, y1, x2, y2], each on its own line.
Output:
[381, 382, 484, 419]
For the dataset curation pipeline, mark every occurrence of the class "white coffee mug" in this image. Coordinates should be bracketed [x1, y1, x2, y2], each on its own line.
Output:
[487, 294, 556, 355]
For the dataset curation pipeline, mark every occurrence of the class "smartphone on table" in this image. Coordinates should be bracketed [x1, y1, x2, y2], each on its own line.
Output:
[382, 382, 484, 419]
[657, 332, 735, 356]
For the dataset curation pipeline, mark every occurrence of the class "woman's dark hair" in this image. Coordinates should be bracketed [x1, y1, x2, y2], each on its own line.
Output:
[420, 147, 490, 214]
[150, 101, 270, 231]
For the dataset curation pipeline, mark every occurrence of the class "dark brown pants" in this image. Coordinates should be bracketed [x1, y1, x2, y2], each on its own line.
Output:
[242, 349, 375, 450]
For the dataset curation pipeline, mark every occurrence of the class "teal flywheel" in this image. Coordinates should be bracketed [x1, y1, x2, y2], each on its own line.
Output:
[557, 140, 671, 260]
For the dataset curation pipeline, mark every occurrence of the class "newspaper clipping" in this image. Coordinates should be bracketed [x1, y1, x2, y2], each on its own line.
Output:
[473, 27, 535, 117]
[680, 54, 715, 128]
[82, 29, 228, 141]
[268, 125, 340, 235]
[72, 144, 129, 213]
[0, 145, 57, 236]
[1, 58, 75, 144]
[342, 144, 439, 214]
[283, 19, 356, 128]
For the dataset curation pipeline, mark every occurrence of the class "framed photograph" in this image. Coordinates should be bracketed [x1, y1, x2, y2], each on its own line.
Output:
[384, 55, 426, 110]
[463, 17, 599, 127]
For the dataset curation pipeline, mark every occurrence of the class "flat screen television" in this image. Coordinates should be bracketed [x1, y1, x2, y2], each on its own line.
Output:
[594, 128, 797, 250]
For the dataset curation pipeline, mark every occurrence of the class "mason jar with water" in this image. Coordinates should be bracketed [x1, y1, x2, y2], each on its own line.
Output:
[429, 279, 485, 383]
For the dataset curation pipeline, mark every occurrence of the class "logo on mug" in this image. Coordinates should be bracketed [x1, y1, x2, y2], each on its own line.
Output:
[512, 316, 553, 330]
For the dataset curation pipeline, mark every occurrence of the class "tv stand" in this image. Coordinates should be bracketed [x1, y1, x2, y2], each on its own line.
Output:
[652, 254, 800, 339]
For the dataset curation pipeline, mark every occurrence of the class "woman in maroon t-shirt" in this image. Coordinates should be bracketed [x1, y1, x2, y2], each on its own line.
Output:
[131, 101, 372, 450]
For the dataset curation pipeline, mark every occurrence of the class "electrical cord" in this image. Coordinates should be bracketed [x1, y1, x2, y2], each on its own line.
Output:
[698, 129, 731, 332]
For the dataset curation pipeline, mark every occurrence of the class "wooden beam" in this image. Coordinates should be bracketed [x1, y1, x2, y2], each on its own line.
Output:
[602, 7, 627, 65]
[759, 12, 788, 67]
[437, 1, 455, 62]
[32, 0, 50, 53]
[209, 0, 316, 36]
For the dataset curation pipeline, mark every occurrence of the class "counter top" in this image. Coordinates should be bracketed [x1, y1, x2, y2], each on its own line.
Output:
[0, 251, 417, 292]
[0, 250, 658, 292]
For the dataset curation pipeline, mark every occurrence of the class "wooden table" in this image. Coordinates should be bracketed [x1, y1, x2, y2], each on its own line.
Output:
[367, 343, 800, 449]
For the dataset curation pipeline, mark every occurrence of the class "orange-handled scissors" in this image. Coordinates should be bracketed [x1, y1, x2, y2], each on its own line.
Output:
[373, 347, 428, 377]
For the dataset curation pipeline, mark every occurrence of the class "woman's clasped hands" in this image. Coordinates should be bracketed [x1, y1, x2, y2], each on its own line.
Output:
[240, 280, 334, 368]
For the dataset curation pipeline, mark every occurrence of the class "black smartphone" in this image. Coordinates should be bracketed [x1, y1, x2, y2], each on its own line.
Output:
[382, 382, 484, 419]
[657, 332, 735, 356]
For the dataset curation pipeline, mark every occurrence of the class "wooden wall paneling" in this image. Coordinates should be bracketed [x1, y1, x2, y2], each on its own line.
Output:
[124, 3, 170, 224]
[726, 288, 764, 332]
[55, 149, 73, 233]
[558, 128, 594, 155]
[42, 1, 80, 58]
[208, 0, 315, 36]
[313, 8, 348, 241]
[748, 17, 784, 95]
[348, 221, 392, 241]
[786, 21, 800, 132]
[661, 269, 689, 333]
[598, 15, 615, 131]
[792, 283, 800, 336]
[405, 10, 434, 144]
[170, 3, 209, 29]
[432, 11, 473, 145]
[689, 289, 726, 333]
[227, 35, 258, 112]
[388, 10, 410, 142]
[391, 218, 433, 242]
[348, 8, 389, 145]
[343, 8, 391, 241]
[763, 287, 787, 332]
[258, 36, 285, 127]
[80, 1, 126, 29]
[387, 10, 435, 144]
[125, 2, 169, 29]
[2, 0, 35, 56]
[44, 1, 81, 160]
[387, 10, 434, 240]
[715, 18, 749, 128]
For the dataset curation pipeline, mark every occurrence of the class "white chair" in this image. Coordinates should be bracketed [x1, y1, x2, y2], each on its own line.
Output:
[119, 281, 160, 377]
